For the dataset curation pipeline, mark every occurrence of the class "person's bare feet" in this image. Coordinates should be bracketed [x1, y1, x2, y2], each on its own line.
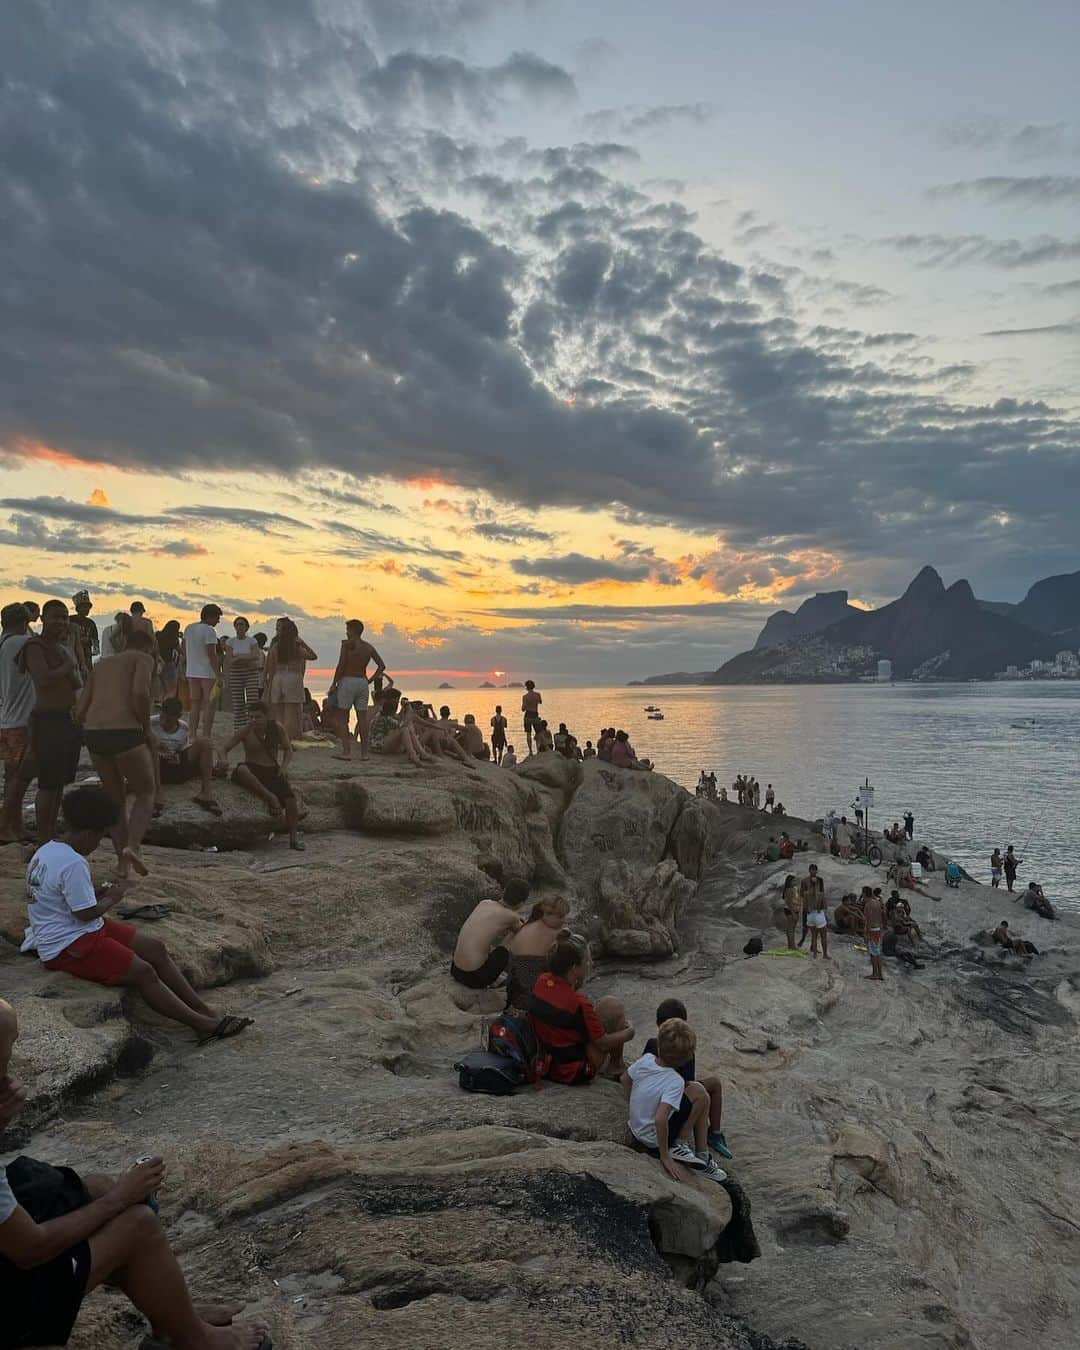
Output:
[202, 1320, 269, 1349]
[194, 1299, 245, 1325]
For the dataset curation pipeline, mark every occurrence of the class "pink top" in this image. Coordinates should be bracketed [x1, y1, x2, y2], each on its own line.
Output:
[611, 740, 635, 768]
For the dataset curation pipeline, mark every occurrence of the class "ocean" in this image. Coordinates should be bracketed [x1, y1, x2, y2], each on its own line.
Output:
[305, 678, 1080, 909]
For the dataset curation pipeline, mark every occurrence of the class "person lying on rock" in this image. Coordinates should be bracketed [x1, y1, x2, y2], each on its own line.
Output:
[22, 786, 254, 1045]
[528, 939, 635, 1083]
[992, 920, 1039, 956]
[1022, 882, 1056, 920]
[219, 701, 303, 851]
[643, 998, 731, 1159]
[505, 894, 571, 1008]
[151, 697, 222, 819]
[623, 1016, 726, 1185]
[451, 877, 530, 990]
[0, 998, 270, 1350]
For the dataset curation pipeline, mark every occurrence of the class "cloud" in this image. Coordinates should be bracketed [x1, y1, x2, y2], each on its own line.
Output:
[937, 120, 1078, 159]
[477, 600, 765, 621]
[982, 320, 1080, 338]
[256, 563, 284, 576]
[0, 514, 119, 553]
[0, 496, 155, 526]
[879, 233, 1080, 268]
[165, 505, 311, 530]
[153, 539, 209, 557]
[511, 552, 652, 584]
[86, 488, 110, 507]
[360, 50, 575, 120]
[580, 103, 715, 137]
[319, 520, 465, 561]
[472, 521, 555, 544]
[926, 176, 1080, 206]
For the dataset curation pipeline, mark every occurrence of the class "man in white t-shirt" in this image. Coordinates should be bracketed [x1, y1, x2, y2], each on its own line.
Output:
[182, 603, 222, 739]
[622, 1018, 725, 1183]
[150, 697, 221, 816]
[23, 785, 252, 1044]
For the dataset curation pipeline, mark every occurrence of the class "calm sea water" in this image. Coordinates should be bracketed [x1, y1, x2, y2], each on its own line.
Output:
[308, 679, 1080, 908]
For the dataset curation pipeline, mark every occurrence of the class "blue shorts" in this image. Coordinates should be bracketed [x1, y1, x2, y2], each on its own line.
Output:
[868, 939, 882, 957]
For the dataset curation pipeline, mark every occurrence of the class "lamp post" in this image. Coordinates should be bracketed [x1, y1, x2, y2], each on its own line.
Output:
[856, 777, 875, 856]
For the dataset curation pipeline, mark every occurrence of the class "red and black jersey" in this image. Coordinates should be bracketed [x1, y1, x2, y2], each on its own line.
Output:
[528, 971, 604, 1084]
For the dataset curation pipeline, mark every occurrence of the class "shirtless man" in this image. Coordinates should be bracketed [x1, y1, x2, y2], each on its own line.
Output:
[75, 629, 157, 877]
[521, 680, 542, 754]
[220, 701, 303, 849]
[451, 877, 531, 989]
[490, 706, 508, 764]
[17, 600, 83, 844]
[458, 714, 485, 758]
[862, 888, 886, 981]
[329, 619, 386, 761]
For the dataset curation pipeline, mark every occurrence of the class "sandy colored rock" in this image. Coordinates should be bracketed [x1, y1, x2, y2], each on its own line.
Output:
[594, 856, 697, 957]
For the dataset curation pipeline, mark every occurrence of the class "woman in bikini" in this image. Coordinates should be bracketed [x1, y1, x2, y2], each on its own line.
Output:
[262, 618, 316, 742]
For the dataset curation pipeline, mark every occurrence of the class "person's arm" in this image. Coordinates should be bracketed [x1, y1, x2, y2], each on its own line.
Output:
[73, 663, 95, 723]
[276, 722, 293, 769]
[218, 728, 246, 763]
[206, 637, 222, 677]
[299, 640, 317, 661]
[369, 645, 386, 677]
[331, 641, 348, 686]
[24, 643, 75, 691]
[63, 857, 134, 923]
[221, 640, 233, 679]
[654, 1102, 685, 1182]
[620, 1069, 632, 1101]
[0, 1159, 163, 1270]
[132, 655, 152, 733]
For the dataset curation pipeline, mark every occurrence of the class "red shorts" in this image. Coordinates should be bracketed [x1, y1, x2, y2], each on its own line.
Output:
[44, 918, 137, 986]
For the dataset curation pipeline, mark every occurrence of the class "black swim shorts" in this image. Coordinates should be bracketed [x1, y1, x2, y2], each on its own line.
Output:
[29, 709, 82, 791]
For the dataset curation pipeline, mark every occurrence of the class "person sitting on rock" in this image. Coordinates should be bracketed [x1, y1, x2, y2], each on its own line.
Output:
[1022, 882, 1056, 920]
[0, 998, 269, 1350]
[778, 832, 796, 861]
[21, 787, 253, 1045]
[993, 920, 1039, 956]
[757, 837, 781, 864]
[220, 701, 304, 851]
[610, 730, 651, 771]
[623, 1016, 726, 1184]
[915, 845, 935, 873]
[150, 697, 221, 818]
[505, 894, 570, 1008]
[832, 893, 864, 934]
[450, 877, 530, 990]
[529, 939, 635, 1084]
[457, 714, 486, 759]
[643, 997, 731, 1159]
[501, 744, 518, 768]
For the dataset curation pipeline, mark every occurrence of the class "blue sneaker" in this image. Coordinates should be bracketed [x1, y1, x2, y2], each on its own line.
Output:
[708, 1128, 733, 1160]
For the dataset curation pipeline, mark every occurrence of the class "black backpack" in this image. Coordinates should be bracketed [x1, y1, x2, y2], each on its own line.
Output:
[454, 1049, 524, 1095]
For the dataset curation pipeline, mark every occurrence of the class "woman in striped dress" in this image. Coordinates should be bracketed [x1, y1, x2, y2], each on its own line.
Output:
[223, 616, 263, 728]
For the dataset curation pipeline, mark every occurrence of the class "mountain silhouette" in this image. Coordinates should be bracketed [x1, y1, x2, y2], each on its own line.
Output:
[753, 590, 860, 650]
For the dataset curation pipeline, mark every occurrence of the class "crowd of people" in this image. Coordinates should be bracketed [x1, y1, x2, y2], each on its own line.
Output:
[696, 771, 784, 814]
[450, 877, 733, 1183]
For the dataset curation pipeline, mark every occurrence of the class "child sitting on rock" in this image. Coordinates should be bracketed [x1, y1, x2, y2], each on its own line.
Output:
[451, 877, 530, 990]
[623, 1016, 726, 1184]
[643, 997, 731, 1159]
[528, 939, 634, 1083]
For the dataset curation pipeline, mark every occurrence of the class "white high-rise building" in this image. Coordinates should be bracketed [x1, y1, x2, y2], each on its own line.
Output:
[877, 659, 892, 682]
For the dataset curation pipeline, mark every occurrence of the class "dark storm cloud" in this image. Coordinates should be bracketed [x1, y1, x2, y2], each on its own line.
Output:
[0, 515, 118, 554]
[926, 177, 1080, 206]
[511, 553, 652, 584]
[0, 0, 1078, 599]
[881, 233, 1080, 268]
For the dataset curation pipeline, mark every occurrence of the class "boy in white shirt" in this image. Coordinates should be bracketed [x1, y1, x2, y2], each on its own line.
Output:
[24, 785, 251, 1044]
[623, 1018, 726, 1183]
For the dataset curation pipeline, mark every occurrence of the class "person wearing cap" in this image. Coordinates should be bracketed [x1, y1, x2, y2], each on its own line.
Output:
[69, 592, 99, 671]
[182, 605, 223, 739]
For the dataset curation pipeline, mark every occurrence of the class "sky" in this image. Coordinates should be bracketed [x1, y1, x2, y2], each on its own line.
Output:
[1, 0, 1078, 685]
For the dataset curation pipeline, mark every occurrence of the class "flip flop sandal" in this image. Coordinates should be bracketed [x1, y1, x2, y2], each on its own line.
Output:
[116, 904, 172, 922]
[198, 1014, 255, 1045]
[192, 797, 224, 816]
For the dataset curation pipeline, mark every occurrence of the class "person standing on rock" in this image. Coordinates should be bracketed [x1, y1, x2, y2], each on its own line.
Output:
[17, 599, 83, 845]
[990, 847, 1003, 888]
[862, 889, 886, 980]
[904, 810, 915, 841]
[797, 864, 824, 949]
[183, 604, 224, 740]
[328, 619, 385, 761]
[75, 628, 158, 878]
[781, 874, 801, 949]
[765, 783, 775, 811]
[0, 998, 268, 1350]
[69, 591, 99, 670]
[489, 705, 508, 764]
[521, 680, 542, 754]
[1003, 846, 1022, 893]
[0, 603, 36, 844]
[451, 877, 531, 990]
[21, 787, 254, 1044]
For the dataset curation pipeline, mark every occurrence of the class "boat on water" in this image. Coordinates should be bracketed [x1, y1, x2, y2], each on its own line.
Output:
[647, 712, 664, 720]
[644, 704, 661, 712]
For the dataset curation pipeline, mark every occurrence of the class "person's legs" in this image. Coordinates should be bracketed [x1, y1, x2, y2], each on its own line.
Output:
[797, 911, 809, 947]
[0, 759, 31, 840]
[283, 794, 302, 850]
[189, 739, 216, 799]
[594, 995, 629, 1076]
[130, 932, 215, 1018]
[117, 953, 221, 1035]
[785, 913, 797, 949]
[34, 786, 62, 844]
[91, 752, 131, 866]
[114, 742, 156, 869]
[682, 1080, 709, 1154]
[699, 1072, 724, 1130]
[188, 681, 207, 739]
[85, 1204, 267, 1350]
[281, 703, 300, 741]
[820, 925, 829, 959]
[233, 765, 284, 816]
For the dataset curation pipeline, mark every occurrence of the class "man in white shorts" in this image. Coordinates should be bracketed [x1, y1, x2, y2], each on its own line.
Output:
[329, 619, 386, 761]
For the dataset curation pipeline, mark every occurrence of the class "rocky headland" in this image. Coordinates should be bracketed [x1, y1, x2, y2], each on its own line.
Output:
[2, 748, 1078, 1349]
